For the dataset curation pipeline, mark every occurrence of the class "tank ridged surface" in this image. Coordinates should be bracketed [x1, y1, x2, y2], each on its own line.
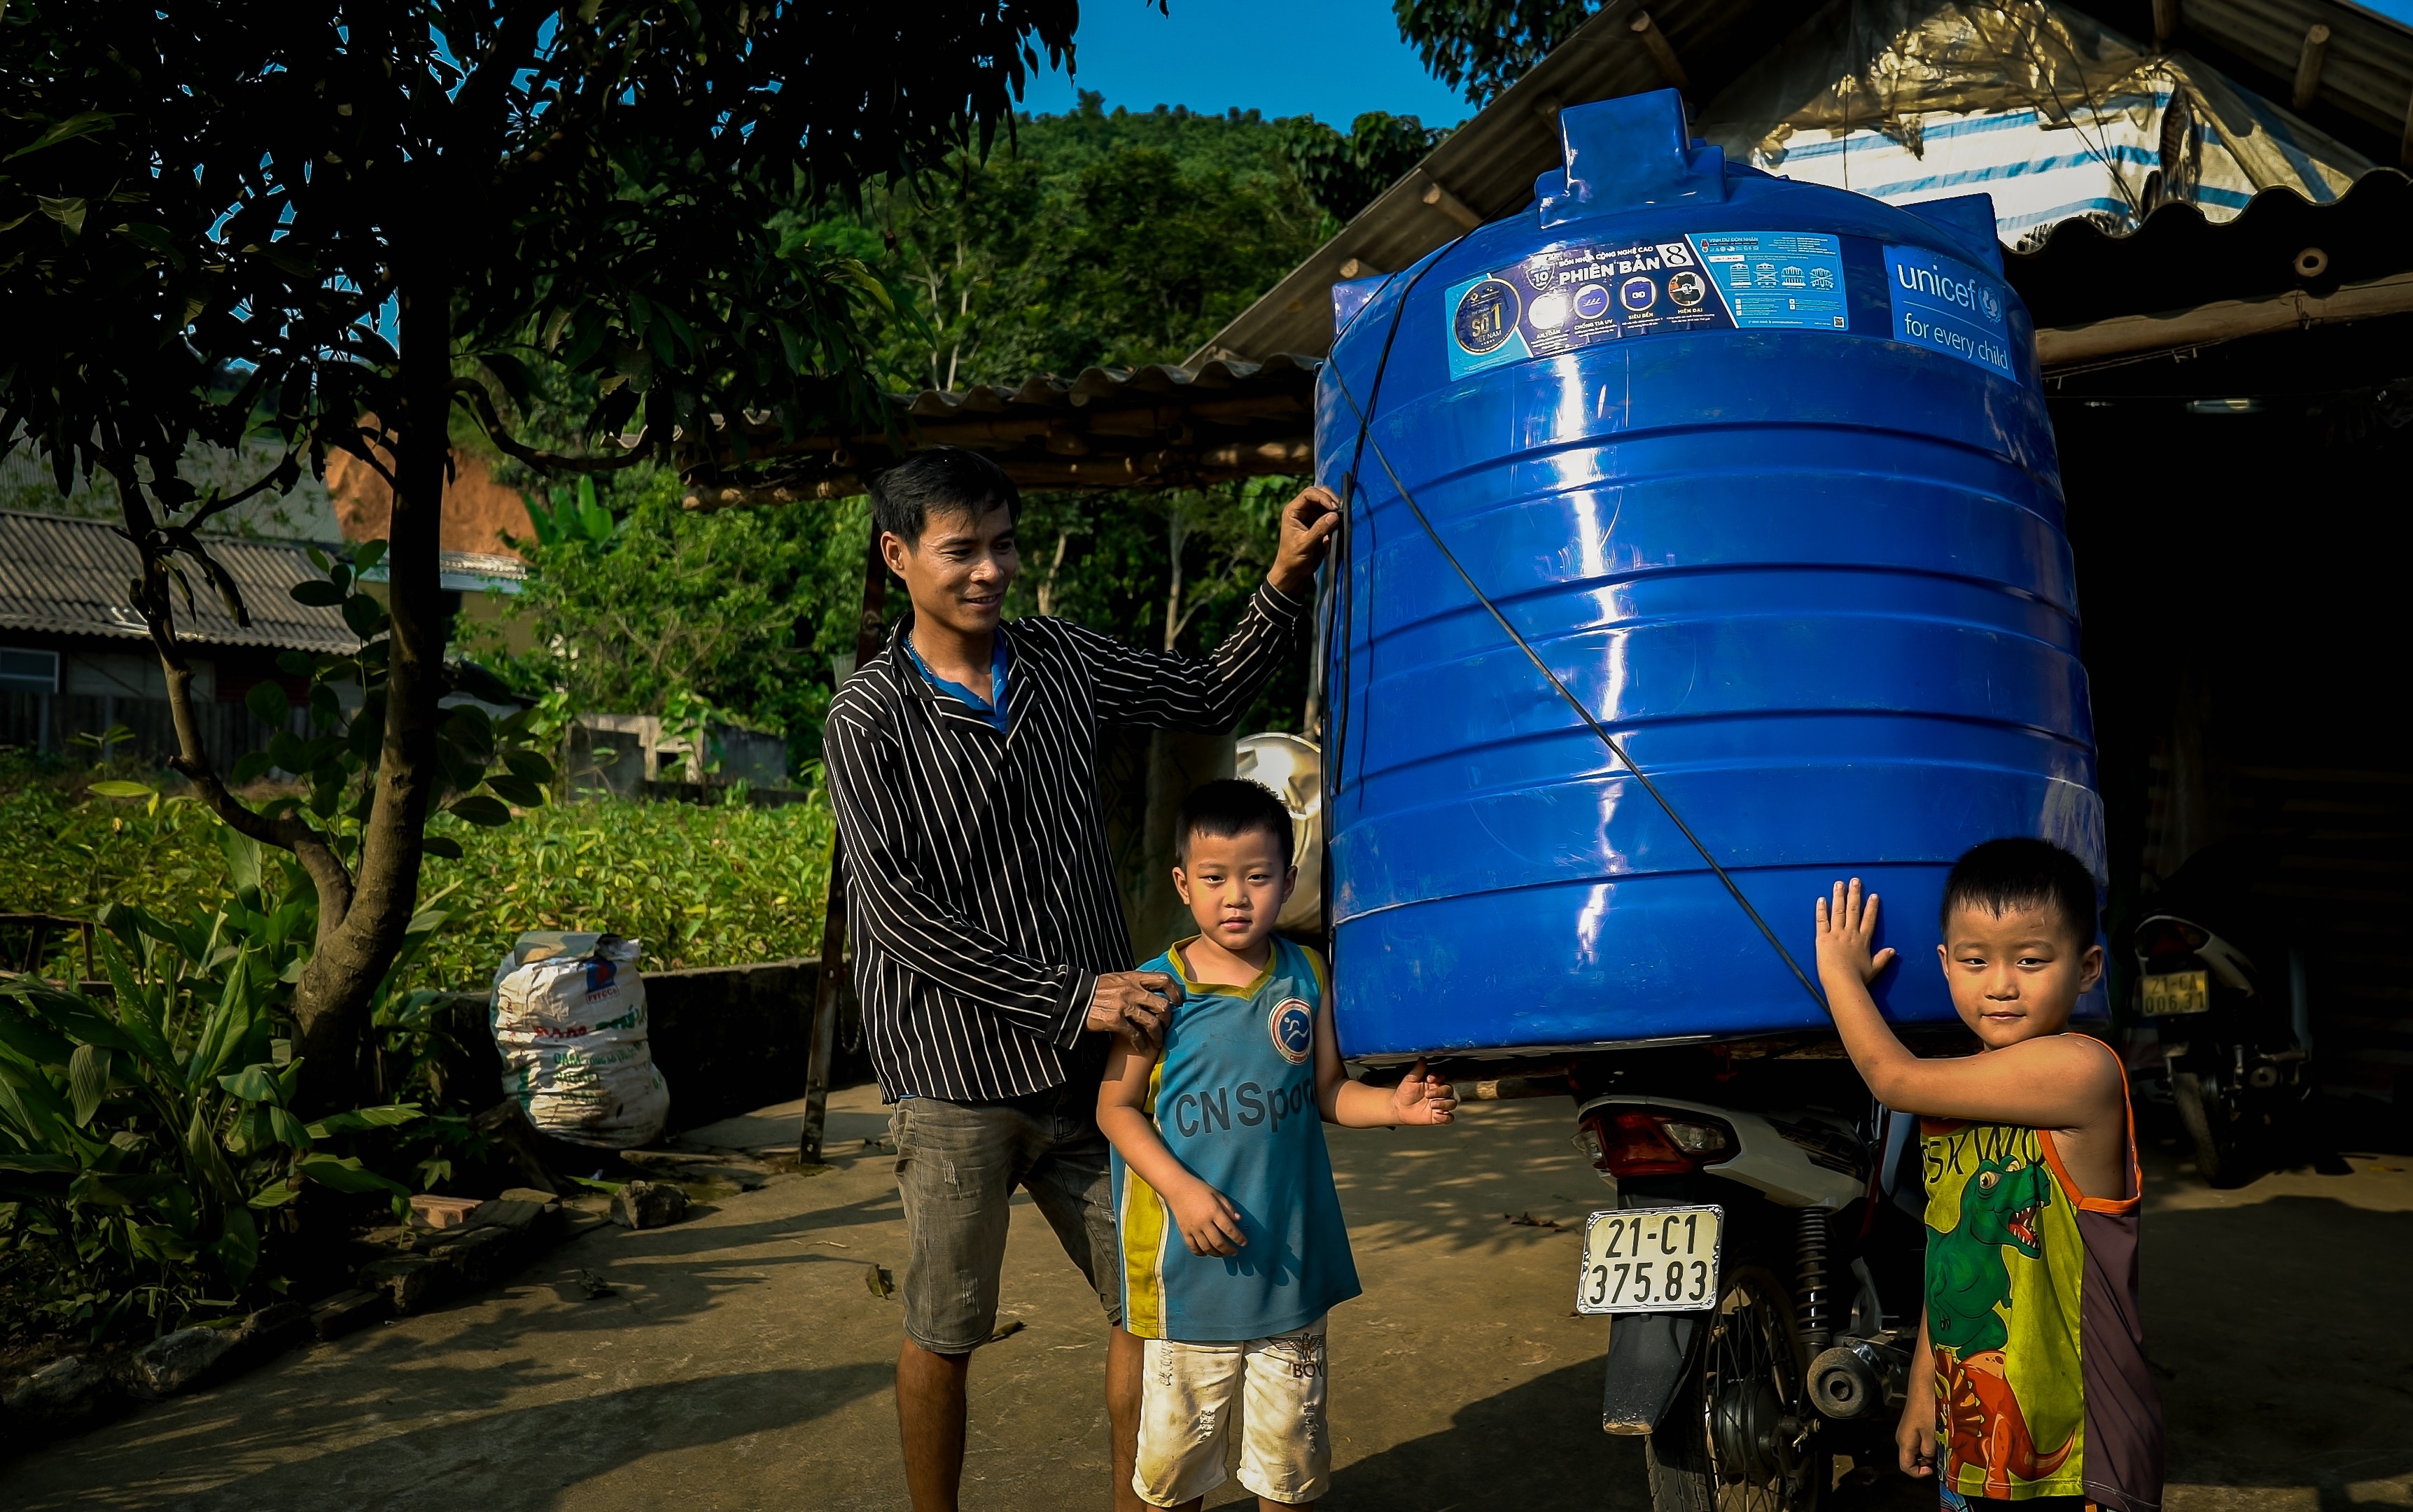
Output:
[1317, 90, 2105, 1059]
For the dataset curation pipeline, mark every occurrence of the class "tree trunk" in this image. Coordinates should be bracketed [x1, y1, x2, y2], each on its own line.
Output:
[288, 274, 454, 1112]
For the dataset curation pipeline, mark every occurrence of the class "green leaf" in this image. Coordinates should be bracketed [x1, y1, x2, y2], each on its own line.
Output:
[342, 594, 388, 638]
[290, 579, 345, 607]
[6, 110, 121, 161]
[68, 1169, 176, 1208]
[216, 825, 263, 894]
[351, 540, 388, 574]
[216, 1063, 282, 1105]
[245, 680, 291, 727]
[247, 1180, 303, 1209]
[266, 1106, 312, 1149]
[294, 1153, 410, 1197]
[421, 834, 464, 860]
[67, 1044, 111, 1127]
[215, 1205, 260, 1290]
[185, 1104, 244, 1203]
[448, 794, 512, 828]
[502, 749, 555, 785]
[276, 650, 316, 678]
[86, 780, 153, 799]
[305, 1104, 423, 1140]
[484, 774, 547, 809]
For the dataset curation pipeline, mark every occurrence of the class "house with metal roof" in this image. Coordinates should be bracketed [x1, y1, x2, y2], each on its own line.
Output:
[0, 509, 355, 769]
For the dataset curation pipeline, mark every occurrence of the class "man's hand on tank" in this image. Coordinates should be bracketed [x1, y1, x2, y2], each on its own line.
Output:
[1168, 1180, 1247, 1256]
[1814, 876, 1898, 988]
[1267, 484, 1342, 599]
[1390, 1058, 1458, 1126]
[1088, 969, 1182, 1046]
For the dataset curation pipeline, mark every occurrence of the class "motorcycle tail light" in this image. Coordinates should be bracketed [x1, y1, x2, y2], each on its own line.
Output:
[1583, 1109, 1736, 1179]
[2136, 919, 2209, 958]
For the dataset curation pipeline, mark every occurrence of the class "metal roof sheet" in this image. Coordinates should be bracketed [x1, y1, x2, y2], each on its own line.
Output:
[0, 509, 359, 652]
[1190, 0, 2413, 368]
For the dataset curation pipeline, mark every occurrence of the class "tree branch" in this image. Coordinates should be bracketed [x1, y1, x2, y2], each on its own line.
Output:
[450, 379, 653, 474]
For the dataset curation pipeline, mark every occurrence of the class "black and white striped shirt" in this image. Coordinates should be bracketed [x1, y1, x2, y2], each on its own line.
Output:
[823, 583, 1307, 1102]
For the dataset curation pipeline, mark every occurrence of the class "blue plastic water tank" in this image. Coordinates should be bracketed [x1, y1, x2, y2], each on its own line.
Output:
[1317, 88, 2106, 1059]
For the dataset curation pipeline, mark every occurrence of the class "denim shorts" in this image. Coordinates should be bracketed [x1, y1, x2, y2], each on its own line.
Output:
[890, 1082, 1124, 1354]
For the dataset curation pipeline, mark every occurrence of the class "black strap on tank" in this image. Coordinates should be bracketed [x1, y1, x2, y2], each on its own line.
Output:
[1328, 276, 1829, 1014]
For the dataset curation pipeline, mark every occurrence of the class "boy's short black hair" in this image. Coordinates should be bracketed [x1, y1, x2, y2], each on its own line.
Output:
[869, 446, 1020, 546]
[1175, 779, 1295, 870]
[1940, 837, 2099, 946]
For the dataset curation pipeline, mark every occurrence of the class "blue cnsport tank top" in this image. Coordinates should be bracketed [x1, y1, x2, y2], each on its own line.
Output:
[1111, 936, 1362, 1342]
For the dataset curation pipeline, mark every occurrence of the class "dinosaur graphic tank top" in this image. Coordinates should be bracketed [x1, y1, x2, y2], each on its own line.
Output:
[1919, 1035, 2163, 1511]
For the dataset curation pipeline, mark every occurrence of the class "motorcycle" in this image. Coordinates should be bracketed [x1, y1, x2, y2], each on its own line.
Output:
[2130, 842, 2313, 1187]
[1555, 1040, 1936, 1511]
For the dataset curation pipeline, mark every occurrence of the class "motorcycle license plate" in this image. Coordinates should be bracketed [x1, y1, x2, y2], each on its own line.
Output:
[2141, 969, 2211, 1017]
[1576, 1205, 1722, 1315]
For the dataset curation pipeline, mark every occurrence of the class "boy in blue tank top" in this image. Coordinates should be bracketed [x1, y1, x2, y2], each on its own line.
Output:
[1098, 779, 1457, 1510]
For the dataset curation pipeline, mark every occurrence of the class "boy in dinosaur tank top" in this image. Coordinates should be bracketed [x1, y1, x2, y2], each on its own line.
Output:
[1098, 780, 1458, 1510]
[1814, 839, 2162, 1512]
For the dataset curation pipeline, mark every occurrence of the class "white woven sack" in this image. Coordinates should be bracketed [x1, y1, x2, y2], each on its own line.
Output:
[491, 933, 669, 1148]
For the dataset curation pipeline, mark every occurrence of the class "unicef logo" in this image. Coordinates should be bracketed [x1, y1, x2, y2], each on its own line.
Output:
[1978, 284, 2003, 323]
[1268, 998, 1315, 1065]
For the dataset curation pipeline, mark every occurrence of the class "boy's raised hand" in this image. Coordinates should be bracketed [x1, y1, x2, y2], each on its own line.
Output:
[1815, 876, 1898, 988]
[1167, 1180, 1248, 1257]
[1390, 1058, 1459, 1126]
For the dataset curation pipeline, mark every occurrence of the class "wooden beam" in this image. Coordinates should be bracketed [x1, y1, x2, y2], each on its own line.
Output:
[1630, 10, 1688, 91]
[2153, 0, 2179, 48]
[2034, 271, 2413, 370]
[1419, 175, 1484, 232]
[2293, 23, 2331, 113]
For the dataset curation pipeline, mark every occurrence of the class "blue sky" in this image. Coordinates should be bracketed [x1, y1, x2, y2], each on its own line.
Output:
[1017, 0, 1471, 128]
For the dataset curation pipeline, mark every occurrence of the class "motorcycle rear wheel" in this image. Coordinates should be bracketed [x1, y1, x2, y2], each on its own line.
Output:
[1644, 1266, 1828, 1512]
[2174, 1070, 2248, 1188]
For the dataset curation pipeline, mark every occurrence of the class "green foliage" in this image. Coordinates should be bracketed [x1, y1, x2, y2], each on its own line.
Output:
[462, 472, 872, 763]
[824, 91, 1331, 387]
[1280, 111, 1453, 224]
[2, 752, 834, 990]
[0, 0, 1084, 510]
[0, 902, 420, 1341]
[1394, 0, 1598, 105]
[229, 540, 559, 861]
[413, 796, 834, 987]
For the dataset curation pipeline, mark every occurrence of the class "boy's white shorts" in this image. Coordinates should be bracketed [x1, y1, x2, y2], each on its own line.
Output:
[1131, 1319, 1330, 1507]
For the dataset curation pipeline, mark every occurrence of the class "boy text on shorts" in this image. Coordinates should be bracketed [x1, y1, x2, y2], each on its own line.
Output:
[1814, 839, 2163, 1512]
[1097, 778, 1457, 1511]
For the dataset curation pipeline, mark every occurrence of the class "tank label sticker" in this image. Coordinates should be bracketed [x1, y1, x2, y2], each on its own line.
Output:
[1884, 245, 2013, 379]
[1687, 232, 1850, 330]
[1441, 231, 1849, 379]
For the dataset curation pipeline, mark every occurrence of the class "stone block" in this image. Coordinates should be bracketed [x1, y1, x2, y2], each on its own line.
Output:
[498, 1186, 561, 1205]
[1, 1355, 125, 1432]
[125, 1326, 241, 1400]
[358, 1252, 447, 1313]
[463, 1198, 556, 1235]
[311, 1289, 389, 1340]
[609, 1180, 690, 1230]
[428, 1224, 522, 1289]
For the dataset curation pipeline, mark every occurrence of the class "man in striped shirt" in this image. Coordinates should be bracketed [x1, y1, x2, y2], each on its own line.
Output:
[823, 447, 1336, 1512]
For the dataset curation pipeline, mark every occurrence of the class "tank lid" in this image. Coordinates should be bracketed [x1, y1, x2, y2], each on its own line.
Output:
[1536, 88, 1727, 228]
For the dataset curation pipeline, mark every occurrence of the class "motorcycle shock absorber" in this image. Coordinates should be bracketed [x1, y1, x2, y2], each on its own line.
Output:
[1796, 1207, 1833, 1350]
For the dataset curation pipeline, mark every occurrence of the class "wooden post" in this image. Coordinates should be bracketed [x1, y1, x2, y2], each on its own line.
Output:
[1631, 11, 1690, 92]
[800, 526, 888, 1163]
[2153, 0, 2179, 49]
[2293, 24, 2331, 112]
[1419, 176, 1485, 232]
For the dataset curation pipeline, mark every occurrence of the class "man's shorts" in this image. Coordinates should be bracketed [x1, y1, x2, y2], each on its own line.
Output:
[1131, 1320, 1330, 1508]
[890, 1082, 1123, 1354]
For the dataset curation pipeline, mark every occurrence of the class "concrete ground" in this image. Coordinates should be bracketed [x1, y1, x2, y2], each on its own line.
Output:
[2, 1086, 2408, 1511]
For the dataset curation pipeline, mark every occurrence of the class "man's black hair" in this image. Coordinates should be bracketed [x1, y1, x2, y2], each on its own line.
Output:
[1175, 779, 1295, 870]
[869, 446, 1021, 546]
[1940, 836, 2099, 946]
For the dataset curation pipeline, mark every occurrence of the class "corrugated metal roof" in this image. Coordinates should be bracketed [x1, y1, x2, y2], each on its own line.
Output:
[1191, 0, 2413, 367]
[0, 509, 359, 652]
